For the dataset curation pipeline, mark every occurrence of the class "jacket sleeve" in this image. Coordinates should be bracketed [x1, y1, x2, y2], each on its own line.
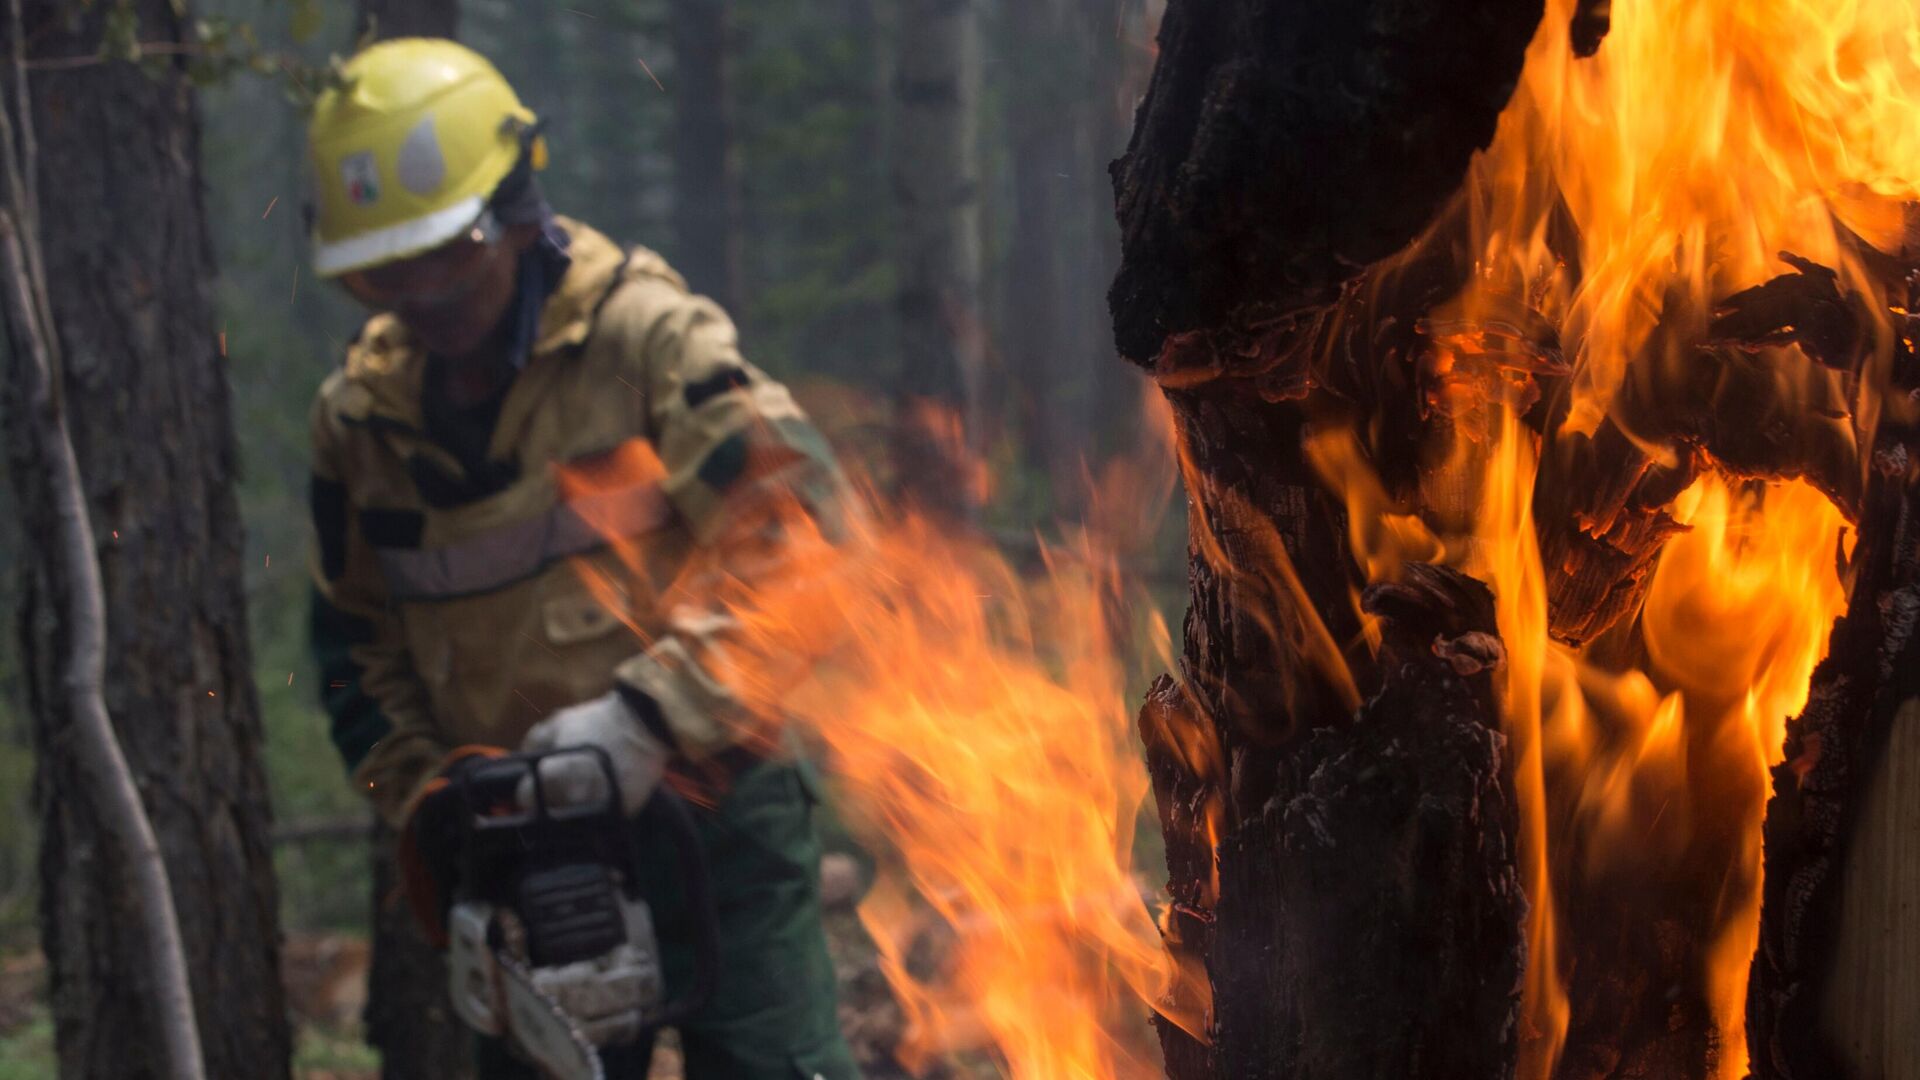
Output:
[308, 381, 450, 827]
[603, 282, 855, 762]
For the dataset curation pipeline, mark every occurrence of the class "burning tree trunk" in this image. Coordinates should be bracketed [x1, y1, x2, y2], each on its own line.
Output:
[1747, 253, 1920, 1077]
[1117, 0, 1920, 1078]
[1112, 0, 1545, 1075]
[1748, 438, 1920, 1080]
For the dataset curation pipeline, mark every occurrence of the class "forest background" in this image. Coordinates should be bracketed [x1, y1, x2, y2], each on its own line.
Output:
[0, 0, 1174, 1073]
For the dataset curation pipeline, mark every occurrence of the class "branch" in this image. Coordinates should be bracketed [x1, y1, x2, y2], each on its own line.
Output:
[270, 816, 376, 846]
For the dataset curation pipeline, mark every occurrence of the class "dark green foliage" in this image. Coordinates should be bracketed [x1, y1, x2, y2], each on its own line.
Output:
[730, 0, 895, 387]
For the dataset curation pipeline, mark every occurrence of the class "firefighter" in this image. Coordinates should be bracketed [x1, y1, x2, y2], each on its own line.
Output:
[303, 38, 861, 1079]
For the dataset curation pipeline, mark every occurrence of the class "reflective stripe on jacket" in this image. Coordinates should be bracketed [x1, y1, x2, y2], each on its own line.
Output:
[307, 217, 845, 825]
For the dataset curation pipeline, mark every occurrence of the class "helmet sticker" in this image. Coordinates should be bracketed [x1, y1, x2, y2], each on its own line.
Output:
[396, 117, 446, 196]
[341, 151, 380, 206]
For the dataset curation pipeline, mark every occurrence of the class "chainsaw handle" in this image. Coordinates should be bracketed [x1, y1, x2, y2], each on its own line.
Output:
[635, 785, 721, 1030]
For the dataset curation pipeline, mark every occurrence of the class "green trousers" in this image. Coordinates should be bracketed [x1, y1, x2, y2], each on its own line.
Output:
[476, 759, 862, 1079]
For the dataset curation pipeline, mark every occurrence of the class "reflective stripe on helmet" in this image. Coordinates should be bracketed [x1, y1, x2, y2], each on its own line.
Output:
[313, 194, 488, 277]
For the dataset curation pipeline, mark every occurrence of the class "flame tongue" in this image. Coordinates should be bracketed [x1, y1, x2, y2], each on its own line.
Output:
[764, 519, 1177, 1077]
[1313, 0, 1920, 1071]
[560, 398, 1191, 1078]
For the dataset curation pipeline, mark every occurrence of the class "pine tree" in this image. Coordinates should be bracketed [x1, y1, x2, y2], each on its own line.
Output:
[0, 1, 291, 1075]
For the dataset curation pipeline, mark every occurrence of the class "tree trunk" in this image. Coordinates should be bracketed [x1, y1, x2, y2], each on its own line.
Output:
[1110, 0, 1546, 1075]
[0, 3, 289, 1077]
[1064, 0, 1137, 467]
[670, 0, 743, 314]
[1747, 393, 1920, 1079]
[356, 0, 460, 41]
[1003, 0, 1072, 503]
[577, 2, 663, 249]
[365, 822, 476, 1080]
[890, 0, 983, 517]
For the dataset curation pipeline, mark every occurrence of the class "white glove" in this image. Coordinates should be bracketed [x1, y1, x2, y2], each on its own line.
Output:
[519, 691, 668, 817]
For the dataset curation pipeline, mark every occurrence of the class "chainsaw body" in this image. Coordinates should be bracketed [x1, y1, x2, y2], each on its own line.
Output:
[439, 747, 718, 1079]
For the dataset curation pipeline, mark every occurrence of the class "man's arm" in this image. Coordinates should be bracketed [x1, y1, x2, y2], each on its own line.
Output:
[599, 280, 853, 765]
[308, 380, 450, 827]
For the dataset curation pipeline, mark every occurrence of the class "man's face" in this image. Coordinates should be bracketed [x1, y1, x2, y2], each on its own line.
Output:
[341, 223, 524, 359]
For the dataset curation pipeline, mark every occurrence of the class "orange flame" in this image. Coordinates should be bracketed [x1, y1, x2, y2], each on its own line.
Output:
[1303, 0, 1918, 1071]
[1473, 0, 1920, 438]
[559, 399, 1192, 1078]
[1455, 0, 1918, 1070]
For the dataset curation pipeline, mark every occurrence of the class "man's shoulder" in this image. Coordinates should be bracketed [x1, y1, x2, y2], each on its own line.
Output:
[600, 244, 692, 314]
[590, 245, 742, 352]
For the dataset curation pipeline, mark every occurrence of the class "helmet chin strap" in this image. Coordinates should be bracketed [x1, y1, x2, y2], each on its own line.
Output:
[484, 128, 571, 371]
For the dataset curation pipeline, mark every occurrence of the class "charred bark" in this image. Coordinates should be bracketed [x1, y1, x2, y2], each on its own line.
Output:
[1109, 0, 1544, 366]
[0, 3, 289, 1076]
[1748, 422, 1920, 1078]
[1113, 1, 1542, 1076]
[1212, 566, 1524, 1080]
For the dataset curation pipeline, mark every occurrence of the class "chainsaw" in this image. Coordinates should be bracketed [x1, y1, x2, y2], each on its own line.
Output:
[438, 746, 720, 1079]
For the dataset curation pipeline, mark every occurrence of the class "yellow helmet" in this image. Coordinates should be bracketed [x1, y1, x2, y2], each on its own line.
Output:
[307, 38, 548, 277]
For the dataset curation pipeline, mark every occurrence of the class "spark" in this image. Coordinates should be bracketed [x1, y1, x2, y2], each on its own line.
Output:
[207, 690, 216, 698]
[1644, 797, 1673, 840]
[287, 673, 294, 686]
[565, 6, 597, 16]
[520, 629, 564, 661]
[635, 54, 665, 93]
[261, 195, 279, 220]
[290, 265, 300, 304]
[218, 325, 227, 358]
[615, 374, 644, 396]
[111, 530, 118, 539]
[265, 554, 271, 569]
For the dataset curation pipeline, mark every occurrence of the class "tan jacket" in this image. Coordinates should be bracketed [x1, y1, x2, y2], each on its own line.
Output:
[308, 218, 843, 825]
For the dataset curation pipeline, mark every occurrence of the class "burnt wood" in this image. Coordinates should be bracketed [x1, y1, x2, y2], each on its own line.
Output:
[1112, 1, 1544, 1076]
[1748, 424, 1920, 1078]
[1108, 0, 1545, 365]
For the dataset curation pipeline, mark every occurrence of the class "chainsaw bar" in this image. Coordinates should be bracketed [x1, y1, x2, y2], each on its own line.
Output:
[498, 948, 605, 1080]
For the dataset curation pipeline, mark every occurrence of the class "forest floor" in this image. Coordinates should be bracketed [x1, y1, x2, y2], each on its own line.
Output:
[0, 899, 979, 1079]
